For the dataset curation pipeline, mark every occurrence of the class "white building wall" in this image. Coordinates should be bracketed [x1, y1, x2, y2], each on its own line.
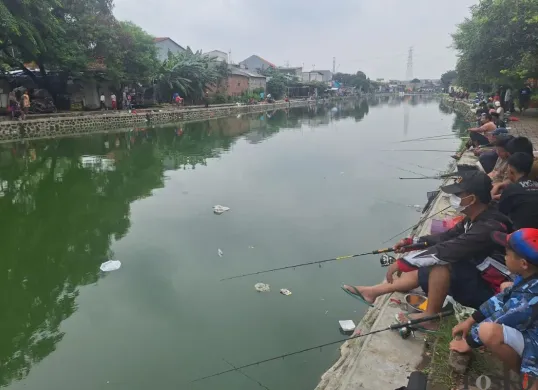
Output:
[155, 39, 186, 62]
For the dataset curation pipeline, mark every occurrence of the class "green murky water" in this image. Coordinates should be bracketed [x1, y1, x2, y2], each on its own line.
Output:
[0, 97, 467, 390]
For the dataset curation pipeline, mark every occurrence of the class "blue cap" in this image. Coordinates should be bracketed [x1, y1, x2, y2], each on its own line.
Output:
[492, 228, 538, 265]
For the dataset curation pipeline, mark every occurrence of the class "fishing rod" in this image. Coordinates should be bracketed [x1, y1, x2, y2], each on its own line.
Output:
[381, 205, 452, 244]
[220, 242, 428, 281]
[379, 149, 457, 153]
[398, 176, 442, 180]
[192, 310, 454, 383]
[393, 133, 458, 143]
[222, 358, 271, 390]
[397, 136, 468, 143]
[398, 172, 457, 180]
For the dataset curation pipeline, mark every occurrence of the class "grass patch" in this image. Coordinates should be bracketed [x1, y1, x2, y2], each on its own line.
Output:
[426, 317, 504, 390]
[427, 317, 458, 389]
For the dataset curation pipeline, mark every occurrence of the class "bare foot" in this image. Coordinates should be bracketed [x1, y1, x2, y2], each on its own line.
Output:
[342, 285, 377, 304]
[397, 311, 439, 331]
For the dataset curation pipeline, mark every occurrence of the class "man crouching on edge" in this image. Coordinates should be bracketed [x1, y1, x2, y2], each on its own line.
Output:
[343, 171, 512, 331]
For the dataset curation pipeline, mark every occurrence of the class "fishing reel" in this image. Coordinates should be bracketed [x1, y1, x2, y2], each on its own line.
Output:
[398, 326, 415, 339]
[380, 254, 396, 267]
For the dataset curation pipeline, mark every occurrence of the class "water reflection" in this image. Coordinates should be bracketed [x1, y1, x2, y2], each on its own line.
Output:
[0, 96, 447, 387]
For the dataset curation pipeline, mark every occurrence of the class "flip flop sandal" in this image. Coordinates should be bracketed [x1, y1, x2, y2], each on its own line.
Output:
[395, 312, 439, 334]
[341, 285, 375, 307]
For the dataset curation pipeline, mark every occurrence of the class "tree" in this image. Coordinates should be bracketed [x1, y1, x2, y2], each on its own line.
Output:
[440, 70, 458, 89]
[333, 71, 373, 92]
[266, 72, 287, 99]
[156, 47, 221, 102]
[110, 21, 160, 86]
[0, 0, 119, 100]
[452, 0, 538, 88]
[411, 78, 421, 84]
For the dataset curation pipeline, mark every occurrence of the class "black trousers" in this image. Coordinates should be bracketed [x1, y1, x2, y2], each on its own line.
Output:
[470, 131, 489, 146]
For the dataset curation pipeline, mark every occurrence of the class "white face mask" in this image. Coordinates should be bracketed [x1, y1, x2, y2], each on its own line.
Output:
[449, 194, 473, 212]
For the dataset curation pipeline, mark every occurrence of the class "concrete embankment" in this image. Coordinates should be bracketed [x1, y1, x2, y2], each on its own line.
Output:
[0, 97, 352, 143]
[315, 97, 473, 390]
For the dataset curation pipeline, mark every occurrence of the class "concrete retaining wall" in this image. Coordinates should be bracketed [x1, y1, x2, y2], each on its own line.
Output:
[0, 98, 351, 143]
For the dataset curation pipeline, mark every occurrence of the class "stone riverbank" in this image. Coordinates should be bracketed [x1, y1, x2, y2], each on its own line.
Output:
[0, 98, 351, 143]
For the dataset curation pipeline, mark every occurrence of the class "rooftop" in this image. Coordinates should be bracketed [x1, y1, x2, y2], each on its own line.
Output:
[153, 37, 185, 51]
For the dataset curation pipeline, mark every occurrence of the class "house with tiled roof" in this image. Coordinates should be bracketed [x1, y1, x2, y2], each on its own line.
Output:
[238, 55, 276, 72]
[153, 38, 186, 62]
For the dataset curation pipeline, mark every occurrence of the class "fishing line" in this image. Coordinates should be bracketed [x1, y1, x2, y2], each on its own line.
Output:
[379, 149, 457, 153]
[381, 205, 452, 244]
[223, 358, 272, 390]
[377, 160, 431, 178]
[389, 158, 445, 173]
[192, 311, 454, 383]
[220, 243, 427, 281]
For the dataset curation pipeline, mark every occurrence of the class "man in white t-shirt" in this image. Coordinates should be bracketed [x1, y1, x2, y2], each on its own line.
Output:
[100, 93, 106, 110]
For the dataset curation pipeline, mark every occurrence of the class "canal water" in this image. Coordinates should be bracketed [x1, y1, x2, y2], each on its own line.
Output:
[0, 97, 467, 390]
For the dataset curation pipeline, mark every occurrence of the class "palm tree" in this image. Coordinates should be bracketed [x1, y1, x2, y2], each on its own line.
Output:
[155, 47, 223, 103]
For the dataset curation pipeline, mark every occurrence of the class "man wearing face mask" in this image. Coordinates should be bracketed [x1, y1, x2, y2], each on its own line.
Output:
[343, 171, 512, 330]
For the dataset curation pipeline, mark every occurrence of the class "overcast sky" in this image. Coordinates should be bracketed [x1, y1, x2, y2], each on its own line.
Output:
[114, 0, 476, 80]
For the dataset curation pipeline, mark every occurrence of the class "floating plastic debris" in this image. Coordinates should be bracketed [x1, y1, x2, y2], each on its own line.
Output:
[100, 260, 121, 272]
[218, 249, 223, 257]
[213, 205, 230, 215]
[254, 283, 270, 292]
[280, 288, 292, 296]
[248, 246, 255, 249]
[338, 320, 356, 332]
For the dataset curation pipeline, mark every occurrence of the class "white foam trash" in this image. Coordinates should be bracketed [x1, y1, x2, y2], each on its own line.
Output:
[100, 260, 121, 272]
[218, 249, 223, 257]
[213, 205, 230, 215]
[255, 283, 270, 292]
[280, 288, 292, 296]
[339, 320, 356, 333]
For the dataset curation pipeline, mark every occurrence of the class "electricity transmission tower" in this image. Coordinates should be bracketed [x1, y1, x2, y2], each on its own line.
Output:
[406, 47, 413, 81]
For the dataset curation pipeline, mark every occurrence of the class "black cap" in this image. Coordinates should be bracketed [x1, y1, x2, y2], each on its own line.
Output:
[441, 171, 492, 204]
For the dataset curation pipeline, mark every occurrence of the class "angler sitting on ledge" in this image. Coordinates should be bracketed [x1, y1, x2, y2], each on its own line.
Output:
[343, 171, 512, 331]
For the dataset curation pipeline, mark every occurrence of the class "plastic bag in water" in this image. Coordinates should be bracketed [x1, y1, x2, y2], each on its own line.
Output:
[100, 260, 121, 272]
[254, 283, 270, 292]
[213, 205, 230, 215]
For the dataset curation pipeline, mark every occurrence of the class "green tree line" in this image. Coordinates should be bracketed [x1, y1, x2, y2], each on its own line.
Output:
[0, 0, 226, 103]
[448, 0, 538, 90]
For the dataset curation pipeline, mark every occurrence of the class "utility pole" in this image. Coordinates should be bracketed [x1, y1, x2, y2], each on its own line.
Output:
[228, 50, 232, 64]
[332, 57, 336, 74]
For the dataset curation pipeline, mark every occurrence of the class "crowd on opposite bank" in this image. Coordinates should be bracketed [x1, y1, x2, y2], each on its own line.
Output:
[343, 105, 538, 386]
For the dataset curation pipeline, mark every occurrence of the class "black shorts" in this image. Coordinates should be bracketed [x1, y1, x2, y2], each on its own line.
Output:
[470, 131, 489, 146]
[418, 261, 494, 310]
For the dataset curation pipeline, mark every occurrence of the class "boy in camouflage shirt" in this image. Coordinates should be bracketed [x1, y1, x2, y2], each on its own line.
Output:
[450, 228, 538, 385]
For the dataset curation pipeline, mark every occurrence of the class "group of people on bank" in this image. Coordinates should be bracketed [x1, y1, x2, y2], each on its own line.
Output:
[343, 103, 538, 383]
